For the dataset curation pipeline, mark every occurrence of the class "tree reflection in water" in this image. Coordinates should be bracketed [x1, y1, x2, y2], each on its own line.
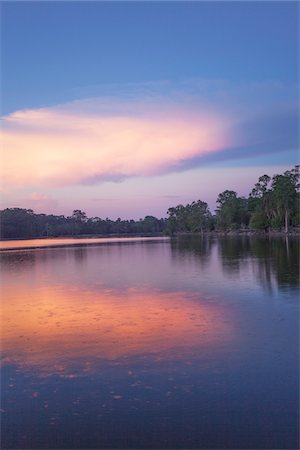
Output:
[172, 235, 299, 294]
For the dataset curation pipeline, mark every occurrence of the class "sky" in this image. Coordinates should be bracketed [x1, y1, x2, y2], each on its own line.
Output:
[1, 1, 299, 219]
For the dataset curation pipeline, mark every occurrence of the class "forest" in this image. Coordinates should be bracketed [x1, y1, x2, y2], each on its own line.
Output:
[0, 166, 299, 239]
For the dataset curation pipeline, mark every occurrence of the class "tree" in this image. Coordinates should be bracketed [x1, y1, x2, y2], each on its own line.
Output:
[187, 200, 211, 233]
[270, 166, 299, 233]
[249, 166, 300, 232]
[216, 190, 248, 230]
[166, 207, 178, 235]
[0, 208, 37, 238]
[166, 204, 189, 233]
[167, 200, 212, 234]
[72, 210, 87, 222]
[250, 174, 271, 198]
[142, 216, 161, 233]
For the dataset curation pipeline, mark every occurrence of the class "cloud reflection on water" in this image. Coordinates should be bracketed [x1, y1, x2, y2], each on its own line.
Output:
[2, 286, 234, 376]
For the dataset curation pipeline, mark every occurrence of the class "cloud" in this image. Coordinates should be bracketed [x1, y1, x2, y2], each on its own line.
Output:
[1, 101, 234, 188]
[159, 194, 182, 199]
[28, 192, 50, 201]
[12, 192, 59, 212]
[1, 80, 298, 190]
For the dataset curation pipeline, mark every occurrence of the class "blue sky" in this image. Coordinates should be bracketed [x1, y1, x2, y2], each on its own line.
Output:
[2, 1, 299, 113]
[1, 1, 299, 218]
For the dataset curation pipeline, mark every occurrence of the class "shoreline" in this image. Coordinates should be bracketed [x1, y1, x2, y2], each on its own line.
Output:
[1, 229, 299, 242]
[173, 229, 300, 237]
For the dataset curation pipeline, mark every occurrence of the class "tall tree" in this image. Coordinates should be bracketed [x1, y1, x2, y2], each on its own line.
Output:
[270, 166, 299, 233]
[187, 200, 211, 233]
[167, 201, 212, 234]
[216, 190, 248, 230]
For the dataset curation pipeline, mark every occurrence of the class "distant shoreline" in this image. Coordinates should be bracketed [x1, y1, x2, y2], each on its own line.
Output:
[1, 229, 299, 242]
[174, 229, 300, 237]
[0, 233, 165, 242]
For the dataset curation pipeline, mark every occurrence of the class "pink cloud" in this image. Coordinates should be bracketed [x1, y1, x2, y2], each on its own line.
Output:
[28, 192, 50, 201]
[11, 192, 59, 213]
[1, 97, 234, 189]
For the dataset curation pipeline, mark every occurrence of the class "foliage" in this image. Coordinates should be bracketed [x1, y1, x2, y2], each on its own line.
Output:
[167, 200, 211, 235]
[0, 209, 167, 239]
[248, 165, 299, 233]
[167, 166, 299, 234]
[0, 166, 299, 239]
[215, 190, 249, 231]
[249, 211, 269, 230]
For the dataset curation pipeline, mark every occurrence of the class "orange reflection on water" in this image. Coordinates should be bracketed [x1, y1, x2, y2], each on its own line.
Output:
[0, 236, 169, 250]
[1, 286, 233, 375]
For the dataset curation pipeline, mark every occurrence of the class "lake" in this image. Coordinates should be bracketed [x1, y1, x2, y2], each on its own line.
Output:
[1, 235, 299, 449]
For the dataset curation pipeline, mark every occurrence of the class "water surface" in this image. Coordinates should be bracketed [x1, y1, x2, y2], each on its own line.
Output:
[1, 236, 298, 449]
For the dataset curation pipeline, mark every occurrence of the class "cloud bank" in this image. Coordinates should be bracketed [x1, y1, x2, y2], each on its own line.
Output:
[1, 80, 298, 190]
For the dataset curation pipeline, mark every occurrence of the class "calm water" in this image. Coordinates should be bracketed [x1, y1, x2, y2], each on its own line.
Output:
[1, 236, 299, 449]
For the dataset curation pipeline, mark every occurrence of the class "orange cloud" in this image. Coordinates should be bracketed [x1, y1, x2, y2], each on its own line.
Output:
[1, 98, 234, 188]
[28, 192, 50, 201]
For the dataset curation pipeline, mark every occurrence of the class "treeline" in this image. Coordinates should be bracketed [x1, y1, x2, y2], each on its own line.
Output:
[167, 166, 299, 234]
[0, 166, 299, 239]
[0, 210, 167, 239]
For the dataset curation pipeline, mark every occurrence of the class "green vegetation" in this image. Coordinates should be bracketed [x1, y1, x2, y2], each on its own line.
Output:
[167, 166, 299, 235]
[0, 209, 167, 239]
[167, 200, 213, 235]
[0, 166, 299, 239]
